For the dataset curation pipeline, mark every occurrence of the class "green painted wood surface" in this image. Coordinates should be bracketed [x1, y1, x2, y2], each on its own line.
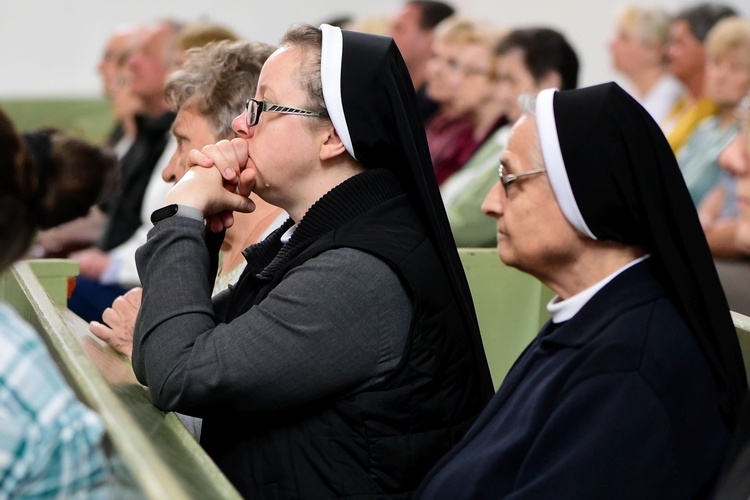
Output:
[459, 248, 554, 389]
[0, 98, 113, 144]
[3, 260, 241, 499]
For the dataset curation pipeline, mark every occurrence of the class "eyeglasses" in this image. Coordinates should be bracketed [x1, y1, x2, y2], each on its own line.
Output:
[498, 163, 546, 191]
[245, 98, 328, 127]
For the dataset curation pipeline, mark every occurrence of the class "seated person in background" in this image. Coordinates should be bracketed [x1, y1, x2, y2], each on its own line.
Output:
[678, 16, 750, 207]
[34, 26, 144, 257]
[389, 0, 456, 123]
[0, 109, 116, 497]
[423, 16, 476, 185]
[88, 39, 282, 357]
[131, 23, 493, 497]
[23, 128, 118, 258]
[69, 20, 241, 324]
[663, 2, 736, 152]
[712, 92, 750, 315]
[417, 83, 746, 498]
[609, 5, 684, 123]
[438, 22, 507, 247]
[442, 27, 578, 247]
[67, 19, 184, 322]
[89, 39, 282, 441]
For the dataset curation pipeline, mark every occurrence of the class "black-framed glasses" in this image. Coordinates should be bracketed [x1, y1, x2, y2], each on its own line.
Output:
[245, 98, 328, 127]
[498, 163, 546, 191]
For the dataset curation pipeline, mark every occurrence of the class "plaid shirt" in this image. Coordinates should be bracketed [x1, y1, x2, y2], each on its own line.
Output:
[0, 303, 112, 497]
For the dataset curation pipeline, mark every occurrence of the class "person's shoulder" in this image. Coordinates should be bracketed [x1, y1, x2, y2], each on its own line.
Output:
[309, 247, 396, 279]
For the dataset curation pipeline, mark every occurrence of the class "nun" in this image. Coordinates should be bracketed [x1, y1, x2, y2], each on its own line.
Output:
[417, 83, 748, 498]
[130, 23, 493, 497]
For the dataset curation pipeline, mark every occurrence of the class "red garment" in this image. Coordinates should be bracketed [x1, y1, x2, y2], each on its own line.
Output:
[425, 113, 474, 185]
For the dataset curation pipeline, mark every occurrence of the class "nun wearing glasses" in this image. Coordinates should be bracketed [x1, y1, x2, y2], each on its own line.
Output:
[417, 83, 747, 499]
[130, 23, 492, 498]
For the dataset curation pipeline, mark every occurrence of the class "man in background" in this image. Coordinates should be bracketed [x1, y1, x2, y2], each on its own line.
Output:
[68, 19, 184, 322]
[390, 0, 455, 123]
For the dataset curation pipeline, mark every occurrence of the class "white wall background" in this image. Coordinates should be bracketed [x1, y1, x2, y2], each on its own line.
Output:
[0, 0, 747, 98]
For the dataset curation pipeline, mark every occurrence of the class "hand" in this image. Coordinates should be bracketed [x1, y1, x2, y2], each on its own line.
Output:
[177, 139, 258, 232]
[89, 287, 142, 358]
[187, 138, 257, 196]
[70, 248, 111, 279]
[165, 166, 256, 232]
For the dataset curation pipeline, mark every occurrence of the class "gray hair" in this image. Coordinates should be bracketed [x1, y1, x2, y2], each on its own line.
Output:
[164, 39, 276, 139]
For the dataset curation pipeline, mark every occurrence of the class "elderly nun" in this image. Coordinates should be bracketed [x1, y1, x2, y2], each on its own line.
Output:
[417, 82, 747, 499]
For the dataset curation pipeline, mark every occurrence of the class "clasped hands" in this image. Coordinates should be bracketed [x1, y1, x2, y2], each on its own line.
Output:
[169, 138, 258, 233]
[89, 139, 256, 357]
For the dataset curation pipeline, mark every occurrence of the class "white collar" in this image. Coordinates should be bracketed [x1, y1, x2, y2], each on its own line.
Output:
[547, 254, 651, 323]
[280, 224, 296, 244]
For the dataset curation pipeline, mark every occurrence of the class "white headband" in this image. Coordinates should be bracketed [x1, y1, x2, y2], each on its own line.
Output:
[535, 88, 596, 240]
[319, 24, 356, 159]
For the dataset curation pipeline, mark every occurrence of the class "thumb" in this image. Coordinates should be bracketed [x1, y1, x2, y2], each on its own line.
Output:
[221, 191, 256, 214]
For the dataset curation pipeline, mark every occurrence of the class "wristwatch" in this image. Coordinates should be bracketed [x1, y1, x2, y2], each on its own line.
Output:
[150, 204, 204, 224]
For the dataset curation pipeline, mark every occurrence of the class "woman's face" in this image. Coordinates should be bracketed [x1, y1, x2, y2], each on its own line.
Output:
[609, 24, 662, 77]
[231, 45, 330, 211]
[451, 42, 499, 117]
[705, 46, 750, 108]
[426, 39, 464, 107]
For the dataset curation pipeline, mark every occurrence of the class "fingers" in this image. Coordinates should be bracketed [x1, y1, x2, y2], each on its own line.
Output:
[187, 148, 216, 169]
[123, 287, 142, 309]
[197, 138, 250, 184]
[89, 319, 114, 344]
[91, 292, 139, 358]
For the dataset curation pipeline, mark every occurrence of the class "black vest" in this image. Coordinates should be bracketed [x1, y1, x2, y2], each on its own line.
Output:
[97, 111, 175, 251]
[202, 170, 487, 498]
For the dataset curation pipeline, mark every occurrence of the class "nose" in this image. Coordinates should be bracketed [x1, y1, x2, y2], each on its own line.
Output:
[232, 112, 253, 138]
[162, 151, 180, 183]
[481, 181, 505, 219]
[126, 51, 141, 72]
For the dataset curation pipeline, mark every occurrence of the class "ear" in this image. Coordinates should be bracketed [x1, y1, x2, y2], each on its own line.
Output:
[537, 71, 562, 91]
[319, 124, 348, 161]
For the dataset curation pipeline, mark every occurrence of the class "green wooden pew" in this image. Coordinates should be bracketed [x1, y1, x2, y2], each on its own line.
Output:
[458, 248, 554, 389]
[0, 98, 113, 144]
[0, 259, 241, 499]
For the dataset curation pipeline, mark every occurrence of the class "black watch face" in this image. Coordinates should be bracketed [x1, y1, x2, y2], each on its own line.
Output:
[151, 204, 179, 223]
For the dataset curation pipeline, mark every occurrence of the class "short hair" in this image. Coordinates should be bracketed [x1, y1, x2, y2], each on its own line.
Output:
[279, 24, 329, 120]
[705, 17, 750, 60]
[164, 40, 276, 139]
[616, 6, 672, 46]
[408, 1, 455, 30]
[496, 28, 579, 91]
[177, 22, 239, 52]
[673, 3, 737, 42]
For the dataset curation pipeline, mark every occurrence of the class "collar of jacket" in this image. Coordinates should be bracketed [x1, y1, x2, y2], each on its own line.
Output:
[243, 168, 404, 280]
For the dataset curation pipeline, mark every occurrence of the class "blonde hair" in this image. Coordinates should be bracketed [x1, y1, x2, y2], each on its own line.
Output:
[434, 16, 479, 45]
[177, 22, 239, 52]
[706, 17, 750, 60]
[616, 6, 671, 46]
